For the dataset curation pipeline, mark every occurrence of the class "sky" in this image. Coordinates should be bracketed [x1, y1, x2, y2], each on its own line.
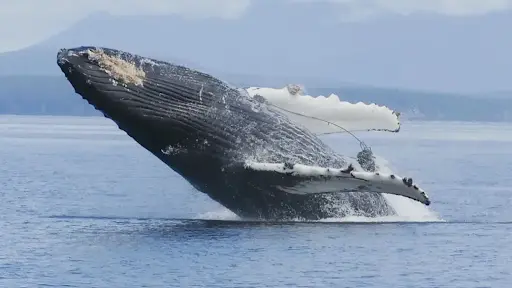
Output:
[1, 0, 512, 53]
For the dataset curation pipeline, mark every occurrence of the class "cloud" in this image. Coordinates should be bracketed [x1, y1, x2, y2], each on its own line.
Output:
[0, 0, 251, 53]
[292, 0, 512, 20]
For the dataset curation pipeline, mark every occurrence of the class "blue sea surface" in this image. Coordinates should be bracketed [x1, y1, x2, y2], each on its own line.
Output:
[0, 115, 511, 287]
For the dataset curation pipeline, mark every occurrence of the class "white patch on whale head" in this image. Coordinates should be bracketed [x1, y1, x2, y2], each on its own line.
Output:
[83, 48, 146, 87]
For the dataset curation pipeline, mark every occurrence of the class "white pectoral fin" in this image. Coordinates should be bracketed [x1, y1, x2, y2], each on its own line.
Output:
[245, 86, 401, 134]
[348, 171, 430, 206]
[243, 161, 431, 206]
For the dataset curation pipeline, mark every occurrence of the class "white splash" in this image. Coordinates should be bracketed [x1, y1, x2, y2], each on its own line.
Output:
[373, 155, 443, 222]
[196, 209, 240, 221]
[245, 84, 400, 135]
[197, 84, 440, 223]
[311, 156, 443, 223]
[195, 155, 443, 223]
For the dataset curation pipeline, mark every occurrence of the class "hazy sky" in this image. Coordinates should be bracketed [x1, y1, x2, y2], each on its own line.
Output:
[1, 0, 512, 53]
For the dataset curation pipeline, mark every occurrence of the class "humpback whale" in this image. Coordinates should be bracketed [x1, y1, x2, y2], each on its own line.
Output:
[56, 46, 430, 220]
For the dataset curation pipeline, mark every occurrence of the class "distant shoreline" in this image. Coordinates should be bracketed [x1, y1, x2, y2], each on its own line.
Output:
[1, 113, 511, 125]
[2, 75, 512, 122]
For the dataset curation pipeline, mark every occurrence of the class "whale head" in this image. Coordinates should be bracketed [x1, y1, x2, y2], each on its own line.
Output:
[56, 46, 294, 195]
[56, 47, 254, 164]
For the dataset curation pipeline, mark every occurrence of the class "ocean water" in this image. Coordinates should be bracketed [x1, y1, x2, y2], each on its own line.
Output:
[0, 115, 511, 287]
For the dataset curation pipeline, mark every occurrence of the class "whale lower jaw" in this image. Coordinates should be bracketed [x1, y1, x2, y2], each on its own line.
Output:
[56, 46, 431, 221]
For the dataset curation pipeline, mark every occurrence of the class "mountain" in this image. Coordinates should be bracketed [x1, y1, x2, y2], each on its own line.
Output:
[1, 73, 511, 121]
[307, 86, 512, 122]
[0, 1, 511, 93]
[0, 1, 511, 120]
[0, 75, 98, 115]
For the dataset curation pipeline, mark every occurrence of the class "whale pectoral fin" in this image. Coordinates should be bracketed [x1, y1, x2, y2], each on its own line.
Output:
[242, 161, 431, 206]
[244, 86, 401, 134]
